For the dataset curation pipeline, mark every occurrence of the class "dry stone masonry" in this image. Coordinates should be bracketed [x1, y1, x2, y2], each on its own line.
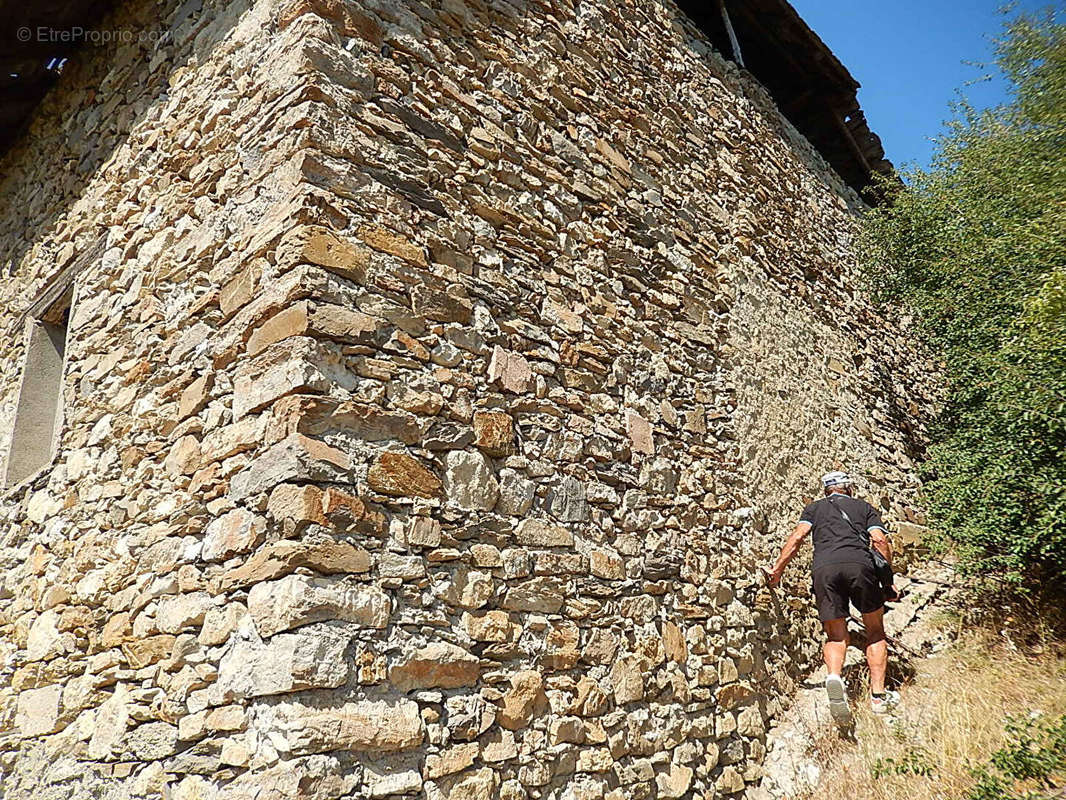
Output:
[0, 0, 935, 798]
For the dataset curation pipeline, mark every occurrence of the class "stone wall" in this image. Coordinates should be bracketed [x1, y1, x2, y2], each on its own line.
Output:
[0, 0, 934, 798]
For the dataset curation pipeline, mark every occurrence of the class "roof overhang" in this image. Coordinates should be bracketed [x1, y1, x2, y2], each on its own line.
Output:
[0, 0, 115, 155]
[677, 0, 896, 203]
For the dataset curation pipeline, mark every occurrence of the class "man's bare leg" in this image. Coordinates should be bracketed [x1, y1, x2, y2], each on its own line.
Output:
[822, 618, 851, 723]
[822, 618, 848, 675]
[862, 607, 888, 695]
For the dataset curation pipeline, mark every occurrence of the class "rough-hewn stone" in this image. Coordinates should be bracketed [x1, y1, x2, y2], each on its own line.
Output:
[265, 698, 424, 755]
[248, 574, 390, 637]
[0, 0, 936, 796]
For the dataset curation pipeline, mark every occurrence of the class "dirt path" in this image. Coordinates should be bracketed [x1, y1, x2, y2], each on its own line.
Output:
[749, 564, 964, 800]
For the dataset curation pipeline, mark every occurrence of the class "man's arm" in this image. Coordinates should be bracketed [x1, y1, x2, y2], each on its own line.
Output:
[868, 526, 893, 565]
[864, 504, 893, 565]
[764, 522, 812, 586]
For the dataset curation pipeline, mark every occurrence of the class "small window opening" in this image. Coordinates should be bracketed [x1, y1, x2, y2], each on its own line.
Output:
[4, 289, 72, 487]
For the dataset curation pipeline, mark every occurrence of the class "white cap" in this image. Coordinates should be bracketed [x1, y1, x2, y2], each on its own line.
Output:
[821, 471, 851, 488]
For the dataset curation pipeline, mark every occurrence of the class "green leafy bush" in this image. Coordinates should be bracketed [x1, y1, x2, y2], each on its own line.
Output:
[967, 714, 1066, 799]
[872, 746, 936, 779]
[860, 9, 1066, 588]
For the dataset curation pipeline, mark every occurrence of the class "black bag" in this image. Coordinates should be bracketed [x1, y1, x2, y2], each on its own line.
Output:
[828, 496, 894, 595]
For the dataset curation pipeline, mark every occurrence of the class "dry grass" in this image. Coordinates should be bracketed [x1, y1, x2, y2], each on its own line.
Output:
[810, 630, 1066, 800]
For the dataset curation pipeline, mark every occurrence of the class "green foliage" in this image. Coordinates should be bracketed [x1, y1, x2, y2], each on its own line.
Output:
[860, 8, 1066, 588]
[871, 746, 936, 779]
[966, 714, 1066, 800]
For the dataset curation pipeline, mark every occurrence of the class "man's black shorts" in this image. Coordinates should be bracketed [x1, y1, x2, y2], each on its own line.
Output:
[812, 562, 884, 622]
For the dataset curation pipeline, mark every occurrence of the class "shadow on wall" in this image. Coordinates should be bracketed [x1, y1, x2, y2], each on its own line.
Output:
[0, 0, 248, 287]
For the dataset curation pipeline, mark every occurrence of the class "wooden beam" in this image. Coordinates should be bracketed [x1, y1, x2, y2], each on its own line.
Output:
[832, 107, 871, 173]
[716, 0, 744, 68]
[16, 233, 107, 330]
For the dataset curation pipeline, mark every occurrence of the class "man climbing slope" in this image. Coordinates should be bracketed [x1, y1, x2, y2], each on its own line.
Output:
[764, 471, 901, 723]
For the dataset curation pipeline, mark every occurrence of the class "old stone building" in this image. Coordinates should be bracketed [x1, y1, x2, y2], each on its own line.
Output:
[0, 0, 933, 797]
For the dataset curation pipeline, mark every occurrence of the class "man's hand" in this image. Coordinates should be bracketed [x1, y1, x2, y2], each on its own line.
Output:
[762, 566, 783, 587]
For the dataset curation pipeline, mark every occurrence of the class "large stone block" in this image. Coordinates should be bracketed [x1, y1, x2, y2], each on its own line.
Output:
[472, 410, 514, 456]
[202, 508, 266, 562]
[248, 574, 390, 637]
[514, 518, 573, 547]
[443, 450, 499, 510]
[487, 346, 533, 394]
[232, 354, 335, 419]
[389, 642, 480, 691]
[265, 697, 424, 755]
[156, 592, 216, 634]
[229, 434, 350, 500]
[498, 670, 548, 730]
[268, 395, 421, 445]
[367, 451, 442, 498]
[246, 300, 381, 356]
[280, 225, 373, 283]
[214, 539, 372, 592]
[217, 626, 352, 700]
[15, 684, 62, 737]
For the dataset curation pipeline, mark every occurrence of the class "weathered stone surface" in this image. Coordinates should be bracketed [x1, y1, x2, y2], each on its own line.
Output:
[367, 451, 442, 498]
[425, 742, 478, 779]
[442, 450, 499, 510]
[498, 670, 548, 730]
[472, 410, 514, 457]
[202, 508, 266, 562]
[217, 627, 352, 700]
[164, 435, 202, 476]
[502, 577, 565, 613]
[625, 410, 655, 456]
[267, 483, 329, 526]
[487, 346, 533, 394]
[462, 610, 517, 642]
[15, 684, 61, 737]
[87, 684, 129, 758]
[229, 434, 350, 500]
[412, 285, 473, 324]
[282, 225, 372, 283]
[266, 698, 423, 754]
[156, 592, 215, 634]
[442, 568, 494, 610]
[248, 574, 390, 637]
[657, 764, 694, 798]
[514, 518, 573, 547]
[179, 374, 213, 419]
[495, 469, 536, 516]
[122, 634, 177, 668]
[547, 476, 589, 522]
[610, 654, 645, 705]
[390, 642, 481, 691]
[589, 548, 626, 580]
[215, 539, 372, 592]
[128, 721, 180, 760]
[0, 0, 937, 794]
[358, 225, 427, 267]
[269, 396, 422, 445]
[427, 767, 497, 800]
[404, 516, 442, 548]
[25, 609, 68, 662]
[246, 300, 380, 356]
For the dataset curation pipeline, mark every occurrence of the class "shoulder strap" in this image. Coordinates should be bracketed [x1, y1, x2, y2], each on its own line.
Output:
[827, 495, 872, 548]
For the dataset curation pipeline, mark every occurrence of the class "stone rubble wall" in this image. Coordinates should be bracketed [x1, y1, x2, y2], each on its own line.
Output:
[0, 0, 936, 798]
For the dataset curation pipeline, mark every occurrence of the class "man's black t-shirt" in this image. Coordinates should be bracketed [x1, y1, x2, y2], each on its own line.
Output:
[799, 494, 888, 570]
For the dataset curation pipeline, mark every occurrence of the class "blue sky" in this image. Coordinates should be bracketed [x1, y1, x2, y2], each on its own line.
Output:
[789, 0, 1052, 172]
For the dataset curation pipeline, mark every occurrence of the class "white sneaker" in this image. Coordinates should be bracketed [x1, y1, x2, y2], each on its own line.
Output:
[871, 690, 901, 714]
[825, 674, 852, 724]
